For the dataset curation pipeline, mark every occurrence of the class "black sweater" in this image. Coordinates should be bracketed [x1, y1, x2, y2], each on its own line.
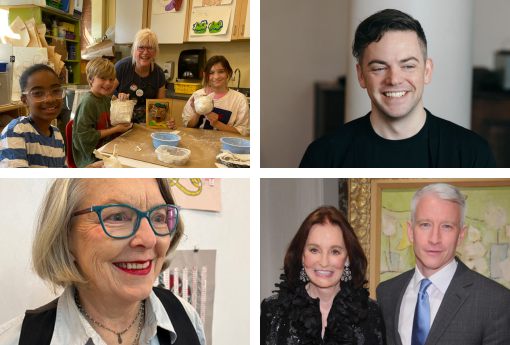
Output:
[299, 109, 498, 168]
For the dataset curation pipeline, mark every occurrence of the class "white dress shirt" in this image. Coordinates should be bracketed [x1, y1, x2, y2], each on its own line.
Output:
[398, 259, 458, 345]
[0, 285, 207, 345]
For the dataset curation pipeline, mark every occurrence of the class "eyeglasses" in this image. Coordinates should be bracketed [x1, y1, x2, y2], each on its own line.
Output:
[22, 87, 67, 102]
[137, 46, 156, 53]
[72, 204, 180, 239]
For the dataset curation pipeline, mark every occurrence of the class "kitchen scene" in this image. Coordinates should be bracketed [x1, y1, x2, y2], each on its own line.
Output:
[0, 0, 250, 168]
[262, 0, 510, 168]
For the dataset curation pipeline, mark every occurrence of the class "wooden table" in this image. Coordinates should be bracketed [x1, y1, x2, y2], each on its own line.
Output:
[98, 124, 249, 168]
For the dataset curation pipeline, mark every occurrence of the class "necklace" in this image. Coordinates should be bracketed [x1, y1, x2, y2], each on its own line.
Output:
[74, 287, 145, 344]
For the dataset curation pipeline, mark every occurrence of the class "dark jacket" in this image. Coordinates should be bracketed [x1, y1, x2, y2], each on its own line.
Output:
[19, 287, 201, 345]
[261, 276, 386, 345]
[376, 258, 510, 345]
[299, 109, 498, 168]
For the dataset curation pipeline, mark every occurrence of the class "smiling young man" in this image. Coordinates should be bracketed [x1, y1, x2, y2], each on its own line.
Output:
[376, 183, 510, 345]
[299, 9, 497, 168]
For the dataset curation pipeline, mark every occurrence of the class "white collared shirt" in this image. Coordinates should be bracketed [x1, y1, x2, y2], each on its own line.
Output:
[398, 259, 458, 345]
[0, 286, 206, 345]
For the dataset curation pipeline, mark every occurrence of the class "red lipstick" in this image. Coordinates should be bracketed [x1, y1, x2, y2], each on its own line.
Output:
[113, 260, 152, 276]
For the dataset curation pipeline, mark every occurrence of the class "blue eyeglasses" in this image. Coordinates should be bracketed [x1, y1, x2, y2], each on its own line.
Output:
[72, 204, 181, 239]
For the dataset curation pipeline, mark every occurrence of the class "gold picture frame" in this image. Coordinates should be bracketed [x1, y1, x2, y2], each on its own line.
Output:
[348, 178, 510, 299]
[146, 99, 173, 128]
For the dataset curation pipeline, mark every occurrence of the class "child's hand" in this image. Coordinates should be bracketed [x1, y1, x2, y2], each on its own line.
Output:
[189, 95, 197, 114]
[118, 93, 130, 101]
[115, 123, 133, 133]
[205, 112, 219, 127]
[166, 118, 177, 130]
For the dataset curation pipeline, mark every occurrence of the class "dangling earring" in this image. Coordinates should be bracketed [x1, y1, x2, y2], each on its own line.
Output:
[300, 262, 309, 282]
[341, 262, 352, 282]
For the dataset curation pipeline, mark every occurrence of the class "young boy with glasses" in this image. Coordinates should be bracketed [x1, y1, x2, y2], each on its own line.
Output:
[72, 58, 132, 168]
[0, 64, 68, 167]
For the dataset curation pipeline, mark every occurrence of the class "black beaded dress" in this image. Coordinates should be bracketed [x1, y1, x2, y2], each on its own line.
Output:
[260, 275, 386, 345]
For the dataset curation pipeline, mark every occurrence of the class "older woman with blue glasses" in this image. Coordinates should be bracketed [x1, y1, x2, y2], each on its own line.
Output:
[0, 178, 206, 345]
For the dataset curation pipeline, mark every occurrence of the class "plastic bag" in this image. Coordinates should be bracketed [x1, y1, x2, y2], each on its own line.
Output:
[193, 92, 215, 115]
[110, 96, 136, 126]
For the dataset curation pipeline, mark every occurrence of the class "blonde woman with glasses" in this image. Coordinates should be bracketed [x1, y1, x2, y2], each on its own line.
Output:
[0, 179, 205, 345]
[110, 29, 173, 127]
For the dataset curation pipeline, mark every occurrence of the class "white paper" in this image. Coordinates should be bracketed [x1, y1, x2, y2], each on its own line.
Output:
[12, 47, 48, 101]
[82, 46, 114, 59]
[193, 0, 232, 6]
[190, 6, 231, 36]
[8, 17, 30, 47]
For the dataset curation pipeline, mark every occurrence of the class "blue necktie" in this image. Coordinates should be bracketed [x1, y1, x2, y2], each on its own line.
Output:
[411, 278, 432, 345]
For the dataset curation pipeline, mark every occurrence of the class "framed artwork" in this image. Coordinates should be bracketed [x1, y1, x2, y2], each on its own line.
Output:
[348, 178, 510, 299]
[146, 99, 173, 128]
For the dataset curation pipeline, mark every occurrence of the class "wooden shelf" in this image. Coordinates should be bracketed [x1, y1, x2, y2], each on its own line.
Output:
[45, 35, 78, 43]
[0, 103, 22, 113]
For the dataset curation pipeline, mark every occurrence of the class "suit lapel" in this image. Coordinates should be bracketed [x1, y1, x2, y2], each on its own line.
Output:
[424, 258, 473, 345]
[394, 270, 414, 345]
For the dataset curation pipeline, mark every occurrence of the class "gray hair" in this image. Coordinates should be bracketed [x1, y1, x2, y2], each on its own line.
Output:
[32, 178, 182, 293]
[410, 183, 467, 227]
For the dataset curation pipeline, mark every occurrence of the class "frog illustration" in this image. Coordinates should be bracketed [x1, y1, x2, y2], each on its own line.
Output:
[193, 21, 208, 34]
[208, 20, 223, 34]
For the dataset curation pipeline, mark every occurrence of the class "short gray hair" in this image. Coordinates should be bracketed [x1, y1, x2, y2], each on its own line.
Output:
[131, 29, 159, 64]
[32, 178, 183, 292]
[410, 183, 467, 227]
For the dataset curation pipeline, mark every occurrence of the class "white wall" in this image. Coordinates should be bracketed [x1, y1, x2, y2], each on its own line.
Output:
[260, 179, 338, 301]
[260, 0, 350, 168]
[0, 178, 249, 345]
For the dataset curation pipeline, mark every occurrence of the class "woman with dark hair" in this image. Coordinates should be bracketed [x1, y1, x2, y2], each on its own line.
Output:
[261, 206, 385, 345]
[175, 55, 249, 136]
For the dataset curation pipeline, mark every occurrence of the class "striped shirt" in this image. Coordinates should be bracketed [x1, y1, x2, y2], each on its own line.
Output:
[0, 116, 67, 168]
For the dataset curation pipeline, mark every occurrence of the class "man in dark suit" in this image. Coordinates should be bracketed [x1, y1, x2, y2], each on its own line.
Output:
[376, 183, 510, 345]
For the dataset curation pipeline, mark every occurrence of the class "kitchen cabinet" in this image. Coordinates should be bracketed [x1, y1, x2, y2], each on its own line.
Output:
[148, 0, 190, 44]
[113, 0, 248, 44]
[231, 0, 249, 40]
[171, 99, 187, 127]
[114, 0, 148, 44]
[114, 0, 189, 44]
[186, 0, 238, 42]
[0, 104, 26, 134]
[6, 5, 81, 85]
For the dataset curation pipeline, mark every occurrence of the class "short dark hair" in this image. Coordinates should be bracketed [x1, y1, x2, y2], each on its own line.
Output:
[283, 206, 367, 289]
[19, 64, 60, 96]
[352, 9, 428, 66]
[203, 55, 233, 89]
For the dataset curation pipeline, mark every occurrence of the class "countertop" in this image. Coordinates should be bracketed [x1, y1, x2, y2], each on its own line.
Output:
[164, 83, 250, 103]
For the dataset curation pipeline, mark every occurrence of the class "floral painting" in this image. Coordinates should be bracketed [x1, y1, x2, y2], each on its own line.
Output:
[380, 186, 510, 289]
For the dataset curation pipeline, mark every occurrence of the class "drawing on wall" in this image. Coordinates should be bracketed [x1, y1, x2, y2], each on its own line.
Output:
[380, 186, 510, 289]
[193, 0, 233, 7]
[193, 20, 208, 34]
[169, 178, 221, 211]
[190, 6, 231, 36]
[208, 20, 223, 33]
[153, 0, 183, 14]
[155, 250, 216, 345]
